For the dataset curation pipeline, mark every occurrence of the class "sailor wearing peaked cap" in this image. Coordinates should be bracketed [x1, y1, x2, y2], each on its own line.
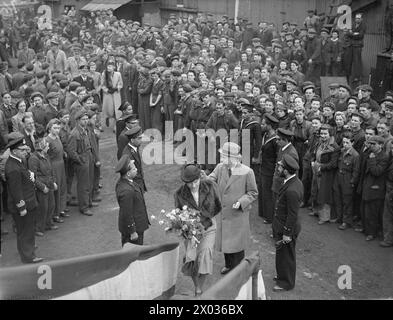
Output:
[272, 152, 303, 291]
[115, 154, 149, 246]
[5, 132, 44, 263]
[121, 125, 146, 192]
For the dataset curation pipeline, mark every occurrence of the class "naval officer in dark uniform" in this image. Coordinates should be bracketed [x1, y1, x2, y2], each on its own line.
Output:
[5, 133, 43, 263]
[272, 154, 303, 291]
[115, 155, 149, 246]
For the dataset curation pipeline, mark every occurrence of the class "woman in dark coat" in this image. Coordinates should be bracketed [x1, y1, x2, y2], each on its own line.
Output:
[311, 125, 340, 224]
[137, 66, 153, 131]
[174, 164, 221, 296]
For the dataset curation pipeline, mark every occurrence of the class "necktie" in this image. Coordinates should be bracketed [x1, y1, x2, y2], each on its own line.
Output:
[228, 167, 232, 178]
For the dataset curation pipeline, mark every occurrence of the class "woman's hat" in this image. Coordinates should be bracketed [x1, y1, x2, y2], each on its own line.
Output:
[181, 164, 201, 183]
[218, 142, 241, 158]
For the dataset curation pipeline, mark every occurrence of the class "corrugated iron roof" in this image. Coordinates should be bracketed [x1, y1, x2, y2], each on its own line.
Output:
[81, 0, 132, 11]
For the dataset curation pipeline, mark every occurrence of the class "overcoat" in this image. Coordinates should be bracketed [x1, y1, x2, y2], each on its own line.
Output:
[101, 71, 123, 119]
[209, 163, 258, 253]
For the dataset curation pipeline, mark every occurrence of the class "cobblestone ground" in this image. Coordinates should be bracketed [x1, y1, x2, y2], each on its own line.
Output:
[1, 128, 392, 299]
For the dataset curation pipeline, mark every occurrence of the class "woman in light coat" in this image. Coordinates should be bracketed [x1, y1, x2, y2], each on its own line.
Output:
[101, 60, 123, 130]
[208, 142, 258, 274]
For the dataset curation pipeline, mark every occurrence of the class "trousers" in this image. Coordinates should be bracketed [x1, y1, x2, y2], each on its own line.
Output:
[12, 207, 37, 263]
[259, 174, 274, 221]
[364, 199, 384, 237]
[276, 239, 297, 290]
[383, 194, 393, 244]
[224, 250, 245, 270]
[35, 190, 55, 233]
[73, 151, 94, 212]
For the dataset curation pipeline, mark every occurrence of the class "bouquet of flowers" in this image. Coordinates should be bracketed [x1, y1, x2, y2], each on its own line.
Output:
[151, 206, 205, 246]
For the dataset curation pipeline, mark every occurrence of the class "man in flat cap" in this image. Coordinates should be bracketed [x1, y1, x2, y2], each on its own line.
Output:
[45, 92, 60, 122]
[5, 133, 43, 263]
[360, 135, 389, 241]
[358, 84, 380, 114]
[115, 155, 149, 246]
[305, 28, 322, 84]
[122, 125, 146, 192]
[46, 39, 67, 74]
[67, 110, 97, 216]
[64, 81, 81, 111]
[272, 154, 303, 291]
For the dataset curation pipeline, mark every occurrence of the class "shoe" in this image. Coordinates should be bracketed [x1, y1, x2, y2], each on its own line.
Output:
[194, 289, 203, 297]
[329, 219, 338, 223]
[60, 212, 70, 218]
[365, 235, 375, 241]
[68, 201, 79, 207]
[354, 227, 364, 233]
[338, 223, 349, 230]
[35, 231, 44, 237]
[47, 225, 59, 231]
[98, 184, 103, 189]
[89, 203, 99, 207]
[273, 276, 278, 282]
[28, 257, 44, 264]
[53, 217, 64, 223]
[273, 285, 286, 292]
[263, 219, 272, 224]
[318, 220, 329, 225]
[92, 197, 102, 202]
[220, 267, 231, 275]
[379, 241, 393, 248]
[309, 212, 318, 217]
[80, 210, 93, 216]
[105, 118, 109, 127]
[270, 233, 274, 238]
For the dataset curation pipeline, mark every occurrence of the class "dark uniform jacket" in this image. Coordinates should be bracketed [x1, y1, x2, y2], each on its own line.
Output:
[174, 179, 222, 230]
[362, 150, 389, 201]
[273, 176, 303, 238]
[260, 133, 279, 176]
[28, 152, 57, 192]
[122, 143, 147, 192]
[5, 155, 37, 214]
[116, 176, 149, 235]
[238, 119, 262, 160]
[73, 75, 95, 92]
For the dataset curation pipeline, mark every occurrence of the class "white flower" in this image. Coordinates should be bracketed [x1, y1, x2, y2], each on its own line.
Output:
[175, 208, 180, 214]
[150, 215, 156, 220]
[164, 227, 171, 231]
[182, 205, 188, 210]
[192, 230, 197, 235]
[160, 210, 166, 214]
[158, 220, 164, 225]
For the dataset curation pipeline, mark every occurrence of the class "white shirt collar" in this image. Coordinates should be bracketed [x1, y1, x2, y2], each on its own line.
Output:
[127, 143, 137, 152]
[282, 142, 291, 151]
[9, 154, 22, 163]
[284, 174, 296, 185]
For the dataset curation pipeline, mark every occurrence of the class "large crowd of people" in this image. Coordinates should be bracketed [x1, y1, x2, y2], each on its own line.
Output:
[0, 7, 392, 282]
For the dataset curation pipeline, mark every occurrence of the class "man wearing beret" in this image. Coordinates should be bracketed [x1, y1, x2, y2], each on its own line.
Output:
[67, 111, 96, 216]
[272, 154, 303, 291]
[115, 155, 149, 246]
[5, 134, 43, 263]
[122, 125, 147, 192]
